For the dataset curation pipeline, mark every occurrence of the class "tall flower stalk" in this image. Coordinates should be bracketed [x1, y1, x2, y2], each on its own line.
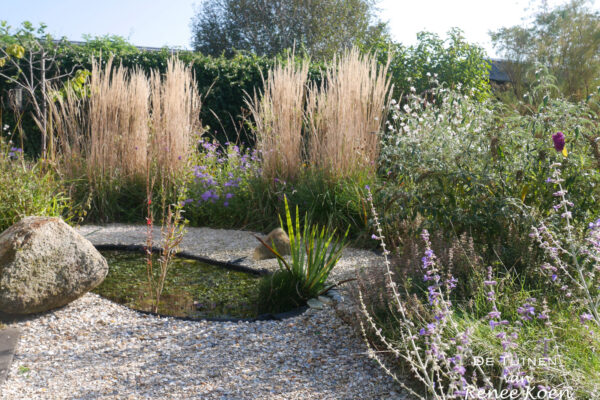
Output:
[530, 161, 600, 327]
[144, 147, 190, 314]
[144, 184, 188, 313]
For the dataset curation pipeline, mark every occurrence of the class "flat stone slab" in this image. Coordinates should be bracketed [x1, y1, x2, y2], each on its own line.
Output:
[0, 328, 20, 387]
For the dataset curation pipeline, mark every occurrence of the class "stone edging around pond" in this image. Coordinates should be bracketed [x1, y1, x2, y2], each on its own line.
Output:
[93, 243, 313, 323]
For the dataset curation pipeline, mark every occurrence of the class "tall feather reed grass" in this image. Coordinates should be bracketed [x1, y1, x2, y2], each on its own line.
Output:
[306, 48, 391, 178]
[246, 55, 309, 181]
[247, 49, 391, 181]
[52, 56, 200, 177]
[49, 56, 201, 221]
[149, 59, 201, 177]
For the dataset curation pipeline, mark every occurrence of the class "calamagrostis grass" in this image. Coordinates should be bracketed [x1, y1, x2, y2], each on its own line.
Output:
[306, 48, 391, 178]
[246, 55, 309, 181]
[51, 56, 201, 181]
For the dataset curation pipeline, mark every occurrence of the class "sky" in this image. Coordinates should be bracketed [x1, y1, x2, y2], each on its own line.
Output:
[1, 0, 598, 57]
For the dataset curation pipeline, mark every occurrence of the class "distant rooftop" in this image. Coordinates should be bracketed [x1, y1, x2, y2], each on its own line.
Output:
[488, 59, 511, 83]
[60, 40, 189, 53]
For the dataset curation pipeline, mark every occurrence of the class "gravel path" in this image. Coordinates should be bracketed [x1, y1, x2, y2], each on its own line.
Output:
[1, 224, 405, 399]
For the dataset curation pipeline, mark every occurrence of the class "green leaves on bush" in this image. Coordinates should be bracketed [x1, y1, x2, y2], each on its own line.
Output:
[0, 148, 72, 232]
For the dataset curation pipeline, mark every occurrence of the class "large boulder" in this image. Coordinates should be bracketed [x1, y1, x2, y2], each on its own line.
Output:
[0, 216, 108, 315]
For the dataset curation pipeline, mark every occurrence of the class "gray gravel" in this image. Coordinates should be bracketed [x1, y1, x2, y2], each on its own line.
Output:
[1, 224, 406, 399]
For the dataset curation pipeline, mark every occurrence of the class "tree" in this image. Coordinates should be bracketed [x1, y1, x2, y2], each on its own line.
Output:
[190, 0, 386, 59]
[0, 21, 77, 158]
[363, 28, 491, 101]
[490, 0, 600, 100]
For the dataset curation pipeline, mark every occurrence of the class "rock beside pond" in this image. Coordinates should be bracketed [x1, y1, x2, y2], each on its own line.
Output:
[253, 228, 291, 260]
[0, 217, 108, 315]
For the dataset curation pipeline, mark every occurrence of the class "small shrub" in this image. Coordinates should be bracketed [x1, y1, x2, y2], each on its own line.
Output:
[185, 139, 261, 227]
[531, 161, 600, 327]
[356, 177, 600, 399]
[379, 78, 600, 271]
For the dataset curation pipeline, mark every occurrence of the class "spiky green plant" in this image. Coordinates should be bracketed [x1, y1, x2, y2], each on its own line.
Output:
[256, 196, 350, 313]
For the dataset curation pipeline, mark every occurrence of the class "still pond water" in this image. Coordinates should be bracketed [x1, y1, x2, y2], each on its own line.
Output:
[93, 251, 261, 319]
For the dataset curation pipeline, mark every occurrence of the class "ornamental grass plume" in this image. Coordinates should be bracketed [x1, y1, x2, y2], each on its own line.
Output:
[50, 55, 201, 181]
[306, 48, 391, 178]
[246, 54, 309, 182]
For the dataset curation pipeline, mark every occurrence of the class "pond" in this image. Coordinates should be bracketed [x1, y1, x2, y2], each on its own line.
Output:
[93, 250, 262, 319]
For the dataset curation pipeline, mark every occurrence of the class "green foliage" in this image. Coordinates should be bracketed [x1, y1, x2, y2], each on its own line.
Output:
[257, 196, 348, 313]
[1, 23, 491, 153]
[79, 34, 140, 56]
[0, 21, 78, 157]
[379, 81, 600, 271]
[257, 269, 305, 313]
[365, 28, 491, 101]
[184, 140, 373, 242]
[65, 170, 148, 223]
[191, 0, 386, 59]
[0, 139, 72, 232]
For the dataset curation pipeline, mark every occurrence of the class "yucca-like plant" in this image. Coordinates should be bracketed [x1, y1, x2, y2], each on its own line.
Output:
[256, 196, 350, 313]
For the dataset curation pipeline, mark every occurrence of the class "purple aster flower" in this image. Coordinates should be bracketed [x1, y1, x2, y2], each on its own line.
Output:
[201, 191, 212, 202]
[552, 132, 565, 152]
